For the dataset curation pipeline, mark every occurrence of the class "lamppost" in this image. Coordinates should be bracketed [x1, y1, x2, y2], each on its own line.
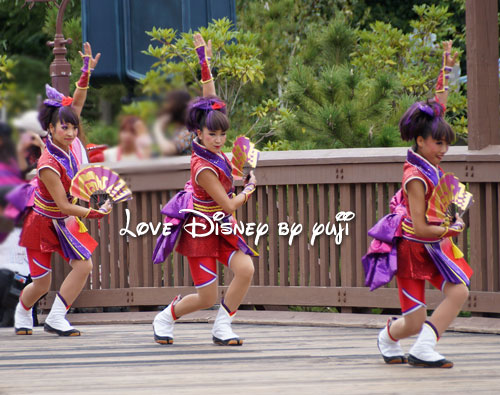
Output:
[23, 0, 72, 96]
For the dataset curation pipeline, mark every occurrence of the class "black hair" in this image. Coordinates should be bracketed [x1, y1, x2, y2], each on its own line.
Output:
[38, 104, 80, 133]
[186, 96, 230, 133]
[399, 99, 455, 145]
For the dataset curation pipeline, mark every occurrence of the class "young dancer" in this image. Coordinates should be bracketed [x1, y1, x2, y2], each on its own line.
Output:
[153, 33, 257, 346]
[14, 43, 112, 337]
[375, 41, 471, 368]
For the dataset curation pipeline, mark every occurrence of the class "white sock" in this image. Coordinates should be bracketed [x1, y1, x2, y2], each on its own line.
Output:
[45, 293, 74, 332]
[409, 321, 445, 362]
[212, 302, 238, 341]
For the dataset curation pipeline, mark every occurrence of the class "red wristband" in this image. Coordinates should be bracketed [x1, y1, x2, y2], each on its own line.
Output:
[84, 208, 108, 219]
[76, 71, 90, 89]
[201, 60, 213, 83]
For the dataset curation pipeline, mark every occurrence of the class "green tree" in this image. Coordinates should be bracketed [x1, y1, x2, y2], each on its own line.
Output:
[352, 4, 468, 140]
[0, 0, 84, 112]
[237, 0, 338, 101]
[281, 17, 402, 149]
[0, 54, 17, 110]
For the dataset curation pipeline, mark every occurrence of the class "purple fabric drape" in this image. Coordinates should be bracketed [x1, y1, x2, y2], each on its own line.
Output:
[152, 181, 193, 264]
[362, 190, 405, 291]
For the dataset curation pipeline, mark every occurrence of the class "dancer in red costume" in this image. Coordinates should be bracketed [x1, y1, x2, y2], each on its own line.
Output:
[374, 41, 471, 368]
[153, 34, 257, 346]
[14, 43, 113, 337]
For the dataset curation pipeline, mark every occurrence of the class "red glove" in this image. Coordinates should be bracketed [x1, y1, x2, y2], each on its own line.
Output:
[83, 207, 110, 220]
[195, 45, 213, 84]
[86, 144, 108, 163]
[440, 221, 465, 238]
[76, 55, 91, 90]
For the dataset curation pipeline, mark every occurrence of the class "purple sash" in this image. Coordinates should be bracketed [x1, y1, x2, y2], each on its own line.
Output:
[362, 191, 404, 290]
[152, 181, 193, 264]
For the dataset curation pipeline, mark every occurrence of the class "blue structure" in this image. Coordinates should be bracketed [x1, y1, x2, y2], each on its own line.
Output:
[82, 0, 236, 82]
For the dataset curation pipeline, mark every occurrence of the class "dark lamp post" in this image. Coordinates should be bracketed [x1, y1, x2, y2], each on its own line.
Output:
[23, 0, 72, 96]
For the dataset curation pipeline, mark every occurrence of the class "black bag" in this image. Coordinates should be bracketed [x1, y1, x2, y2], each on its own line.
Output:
[0, 269, 28, 327]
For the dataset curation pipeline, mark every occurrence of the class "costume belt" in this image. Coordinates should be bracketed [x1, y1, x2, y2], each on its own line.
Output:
[401, 218, 440, 243]
[33, 191, 69, 219]
[192, 192, 233, 218]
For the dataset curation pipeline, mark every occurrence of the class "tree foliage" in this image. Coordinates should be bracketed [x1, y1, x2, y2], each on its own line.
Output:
[0, 0, 84, 113]
[238, 1, 469, 149]
[352, 4, 467, 139]
[0, 54, 17, 110]
[282, 18, 403, 149]
[237, 0, 338, 100]
[0, 0, 476, 147]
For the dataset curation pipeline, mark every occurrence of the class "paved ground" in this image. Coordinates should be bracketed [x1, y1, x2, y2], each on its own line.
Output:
[1, 312, 499, 394]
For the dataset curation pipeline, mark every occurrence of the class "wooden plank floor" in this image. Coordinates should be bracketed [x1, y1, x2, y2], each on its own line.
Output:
[1, 323, 499, 394]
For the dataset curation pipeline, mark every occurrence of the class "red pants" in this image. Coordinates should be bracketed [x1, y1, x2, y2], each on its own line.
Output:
[187, 249, 237, 288]
[27, 248, 69, 280]
[396, 274, 446, 315]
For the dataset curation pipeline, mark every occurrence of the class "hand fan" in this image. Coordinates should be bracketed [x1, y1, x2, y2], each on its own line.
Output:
[231, 136, 260, 180]
[426, 173, 473, 224]
[70, 165, 132, 205]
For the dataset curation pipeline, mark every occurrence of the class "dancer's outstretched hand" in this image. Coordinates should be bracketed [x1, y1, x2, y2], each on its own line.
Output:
[79, 41, 101, 70]
[442, 40, 458, 68]
[193, 33, 212, 59]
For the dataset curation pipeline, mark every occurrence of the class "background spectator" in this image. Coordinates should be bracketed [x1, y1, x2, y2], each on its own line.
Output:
[153, 90, 192, 156]
[12, 110, 46, 177]
[104, 116, 152, 162]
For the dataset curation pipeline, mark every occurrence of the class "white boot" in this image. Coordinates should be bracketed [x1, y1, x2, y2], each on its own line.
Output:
[44, 293, 80, 336]
[14, 301, 33, 335]
[212, 302, 242, 346]
[377, 318, 406, 364]
[408, 321, 453, 368]
[153, 295, 181, 344]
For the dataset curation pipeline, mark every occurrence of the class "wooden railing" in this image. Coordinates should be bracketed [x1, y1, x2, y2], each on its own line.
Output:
[41, 145, 500, 314]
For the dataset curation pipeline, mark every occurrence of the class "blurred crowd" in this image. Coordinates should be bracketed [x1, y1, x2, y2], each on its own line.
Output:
[0, 89, 194, 167]
[86, 90, 193, 163]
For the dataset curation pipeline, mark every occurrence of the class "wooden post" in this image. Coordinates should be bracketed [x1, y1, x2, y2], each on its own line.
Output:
[25, 0, 72, 95]
[466, 0, 500, 149]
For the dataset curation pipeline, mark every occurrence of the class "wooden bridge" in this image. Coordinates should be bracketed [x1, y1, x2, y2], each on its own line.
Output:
[1, 311, 499, 394]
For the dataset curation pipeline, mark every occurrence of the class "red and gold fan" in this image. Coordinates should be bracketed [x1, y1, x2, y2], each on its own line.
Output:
[70, 165, 132, 206]
[426, 173, 473, 224]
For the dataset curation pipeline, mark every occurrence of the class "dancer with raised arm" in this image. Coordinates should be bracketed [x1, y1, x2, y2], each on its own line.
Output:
[152, 34, 257, 346]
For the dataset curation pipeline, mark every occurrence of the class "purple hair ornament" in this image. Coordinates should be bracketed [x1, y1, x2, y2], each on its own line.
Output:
[418, 103, 435, 117]
[43, 84, 73, 108]
[186, 96, 227, 132]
